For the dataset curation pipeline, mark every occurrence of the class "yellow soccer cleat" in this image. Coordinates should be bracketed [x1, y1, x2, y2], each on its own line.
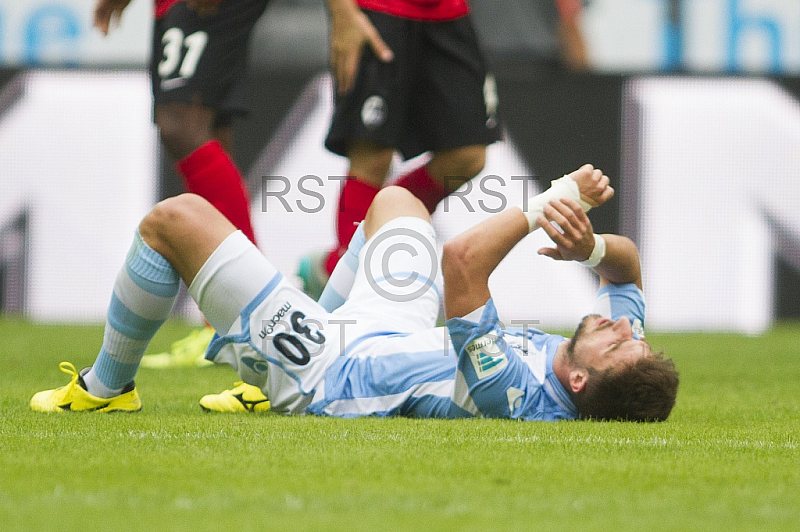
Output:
[199, 382, 270, 413]
[140, 326, 215, 369]
[30, 362, 142, 413]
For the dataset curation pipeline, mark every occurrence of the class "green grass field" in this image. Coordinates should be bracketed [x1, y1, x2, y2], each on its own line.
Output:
[1, 318, 798, 531]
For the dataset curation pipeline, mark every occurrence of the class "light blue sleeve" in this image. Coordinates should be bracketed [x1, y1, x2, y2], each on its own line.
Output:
[446, 299, 539, 418]
[592, 283, 646, 339]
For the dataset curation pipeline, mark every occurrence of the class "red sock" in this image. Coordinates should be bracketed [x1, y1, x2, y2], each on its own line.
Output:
[177, 140, 257, 245]
[394, 165, 447, 214]
[325, 177, 380, 274]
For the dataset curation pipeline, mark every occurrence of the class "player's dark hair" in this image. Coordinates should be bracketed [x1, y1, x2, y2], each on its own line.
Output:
[574, 352, 679, 422]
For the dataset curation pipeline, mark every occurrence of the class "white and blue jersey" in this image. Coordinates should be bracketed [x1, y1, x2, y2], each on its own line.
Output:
[305, 284, 643, 420]
[306, 298, 575, 420]
[446, 299, 576, 420]
[444, 283, 645, 420]
[195, 221, 646, 421]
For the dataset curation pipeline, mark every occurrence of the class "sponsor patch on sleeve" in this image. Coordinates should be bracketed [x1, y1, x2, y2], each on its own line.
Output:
[466, 334, 508, 379]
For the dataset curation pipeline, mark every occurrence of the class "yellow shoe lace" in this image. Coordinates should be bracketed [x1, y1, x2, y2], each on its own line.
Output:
[58, 361, 79, 380]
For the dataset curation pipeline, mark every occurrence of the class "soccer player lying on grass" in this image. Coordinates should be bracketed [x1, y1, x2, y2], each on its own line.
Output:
[31, 164, 678, 421]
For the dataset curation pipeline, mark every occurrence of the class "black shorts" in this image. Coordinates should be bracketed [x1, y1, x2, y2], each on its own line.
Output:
[150, 0, 268, 123]
[325, 10, 502, 160]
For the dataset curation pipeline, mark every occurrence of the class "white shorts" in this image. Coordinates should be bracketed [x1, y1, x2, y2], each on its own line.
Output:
[189, 217, 441, 414]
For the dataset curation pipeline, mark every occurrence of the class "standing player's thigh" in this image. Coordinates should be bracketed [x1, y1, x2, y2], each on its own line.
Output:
[152, 0, 267, 112]
[324, 10, 417, 157]
[411, 16, 500, 150]
[337, 217, 440, 334]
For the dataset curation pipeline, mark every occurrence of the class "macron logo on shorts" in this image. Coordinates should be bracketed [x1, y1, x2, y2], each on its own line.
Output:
[466, 334, 507, 379]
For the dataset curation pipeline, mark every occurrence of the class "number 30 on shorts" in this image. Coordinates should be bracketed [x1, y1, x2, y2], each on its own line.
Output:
[273, 311, 326, 366]
[158, 28, 209, 79]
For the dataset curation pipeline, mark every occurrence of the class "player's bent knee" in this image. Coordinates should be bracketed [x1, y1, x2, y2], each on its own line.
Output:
[139, 194, 213, 253]
[371, 186, 428, 218]
[364, 187, 430, 239]
[376, 185, 414, 201]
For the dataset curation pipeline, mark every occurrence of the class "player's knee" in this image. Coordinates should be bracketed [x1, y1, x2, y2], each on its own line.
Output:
[154, 105, 211, 158]
[372, 186, 426, 216]
[430, 145, 487, 191]
[363, 187, 429, 239]
[139, 194, 206, 253]
[157, 123, 204, 159]
[139, 196, 181, 251]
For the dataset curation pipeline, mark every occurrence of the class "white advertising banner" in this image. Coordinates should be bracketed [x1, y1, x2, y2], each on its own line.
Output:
[622, 77, 800, 333]
[0, 70, 158, 321]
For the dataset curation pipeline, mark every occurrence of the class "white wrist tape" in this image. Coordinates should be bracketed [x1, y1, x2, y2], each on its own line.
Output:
[519, 175, 595, 233]
[580, 234, 607, 268]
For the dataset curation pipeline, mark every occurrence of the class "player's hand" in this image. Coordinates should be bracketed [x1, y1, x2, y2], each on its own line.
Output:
[536, 198, 596, 262]
[565, 163, 614, 208]
[329, 2, 393, 94]
[93, 0, 132, 36]
[187, 0, 222, 17]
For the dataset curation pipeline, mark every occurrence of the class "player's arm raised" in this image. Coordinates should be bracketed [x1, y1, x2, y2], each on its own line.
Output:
[442, 165, 614, 319]
[442, 208, 529, 319]
[326, 0, 393, 94]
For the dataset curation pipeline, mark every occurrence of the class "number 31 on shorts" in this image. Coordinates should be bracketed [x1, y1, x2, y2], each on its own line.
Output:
[158, 28, 208, 80]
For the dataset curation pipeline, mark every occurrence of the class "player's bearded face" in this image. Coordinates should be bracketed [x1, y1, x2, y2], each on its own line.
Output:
[566, 314, 596, 363]
[567, 314, 652, 371]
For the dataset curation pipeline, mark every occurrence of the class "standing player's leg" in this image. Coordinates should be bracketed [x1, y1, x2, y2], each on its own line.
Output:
[144, 1, 267, 367]
[30, 195, 245, 412]
[296, 141, 390, 300]
[153, 1, 264, 243]
[396, 14, 499, 210]
[298, 10, 413, 299]
[159, 106, 257, 245]
[393, 145, 486, 213]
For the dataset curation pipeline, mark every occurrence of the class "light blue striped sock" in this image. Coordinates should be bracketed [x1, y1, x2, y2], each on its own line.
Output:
[84, 231, 179, 397]
[317, 224, 366, 312]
